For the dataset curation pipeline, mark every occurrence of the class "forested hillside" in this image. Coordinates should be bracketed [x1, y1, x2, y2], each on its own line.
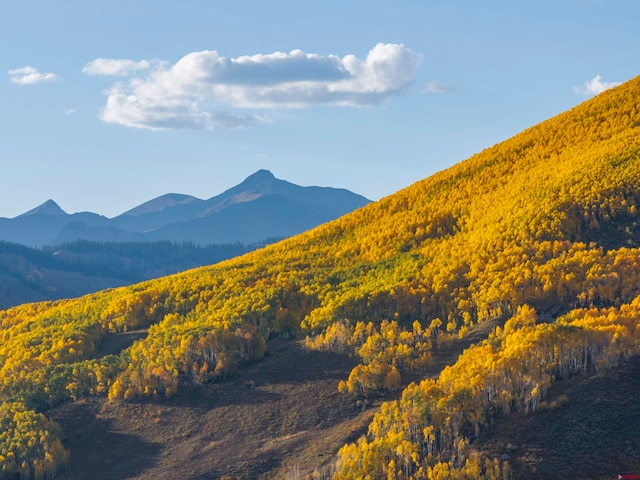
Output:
[0, 240, 251, 309]
[1, 76, 640, 479]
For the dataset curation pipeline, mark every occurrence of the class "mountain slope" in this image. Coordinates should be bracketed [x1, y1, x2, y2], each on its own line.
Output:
[1, 76, 640, 479]
[18, 199, 67, 217]
[0, 240, 251, 309]
[109, 194, 206, 233]
[146, 193, 331, 245]
[0, 241, 130, 309]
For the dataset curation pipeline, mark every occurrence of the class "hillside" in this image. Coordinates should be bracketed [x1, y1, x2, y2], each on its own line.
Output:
[49, 339, 368, 480]
[1, 76, 640, 479]
[0, 170, 370, 247]
[0, 241, 251, 309]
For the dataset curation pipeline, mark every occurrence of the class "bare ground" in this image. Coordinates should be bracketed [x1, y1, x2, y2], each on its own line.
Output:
[50, 340, 373, 480]
[46, 319, 640, 480]
[476, 356, 640, 480]
[48, 320, 501, 480]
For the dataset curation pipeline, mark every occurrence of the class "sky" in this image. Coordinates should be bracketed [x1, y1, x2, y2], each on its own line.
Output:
[1, 0, 639, 219]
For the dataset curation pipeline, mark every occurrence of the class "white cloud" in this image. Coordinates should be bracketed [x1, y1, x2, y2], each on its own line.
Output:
[100, 93, 266, 130]
[96, 43, 422, 131]
[64, 108, 76, 115]
[8, 66, 59, 85]
[422, 81, 456, 93]
[574, 74, 621, 96]
[82, 58, 152, 76]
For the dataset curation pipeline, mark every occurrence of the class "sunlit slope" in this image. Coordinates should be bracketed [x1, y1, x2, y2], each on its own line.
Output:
[1, 76, 640, 479]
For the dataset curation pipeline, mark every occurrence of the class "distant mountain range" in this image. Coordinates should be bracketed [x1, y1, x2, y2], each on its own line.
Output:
[0, 170, 371, 247]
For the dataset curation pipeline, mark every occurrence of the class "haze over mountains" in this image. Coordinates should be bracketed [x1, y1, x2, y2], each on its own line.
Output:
[0, 169, 370, 247]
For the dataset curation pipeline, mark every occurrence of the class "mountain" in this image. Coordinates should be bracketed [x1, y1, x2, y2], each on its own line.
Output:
[110, 169, 371, 245]
[198, 169, 370, 219]
[0, 200, 109, 247]
[108, 193, 206, 233]
[145, 193, 330, 245]
[119, 193, 203, 217]
[0, 171, 371, 247]
[2, 76, 640, 479]
[18, 199, 67, 217]
[111, 168, 371, 244]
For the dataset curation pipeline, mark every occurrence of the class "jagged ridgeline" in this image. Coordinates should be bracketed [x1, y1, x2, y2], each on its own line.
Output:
[2, 76, 640, 479]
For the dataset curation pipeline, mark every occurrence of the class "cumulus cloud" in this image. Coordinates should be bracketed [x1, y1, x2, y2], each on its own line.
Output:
[82, 58, 152, 76]
[8, 66, 59, 85]
[92, 43, 422, 130]
[422, 81, 456, 93]
[574, 74, 621, 96]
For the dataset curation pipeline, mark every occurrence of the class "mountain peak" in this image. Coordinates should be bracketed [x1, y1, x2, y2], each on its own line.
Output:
[246, 169, 275, 181]
[18, 199, 67, 217]
[232, 169, 279, 197]
[242, 169, 276, 188]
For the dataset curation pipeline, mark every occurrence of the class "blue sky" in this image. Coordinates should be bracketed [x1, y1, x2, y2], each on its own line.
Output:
[1, 0, 638, 219]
